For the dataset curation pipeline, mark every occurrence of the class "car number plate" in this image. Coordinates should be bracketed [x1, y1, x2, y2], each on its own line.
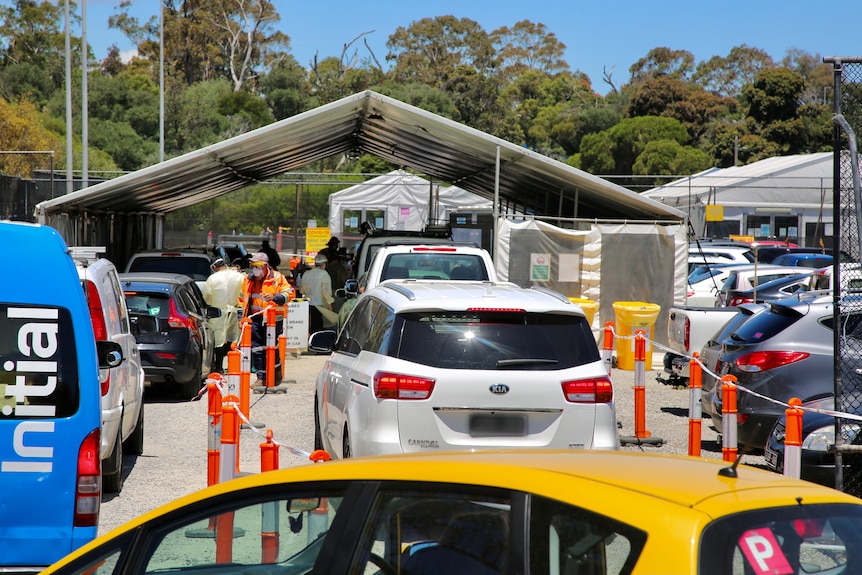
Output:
[470, 414, 527, 437]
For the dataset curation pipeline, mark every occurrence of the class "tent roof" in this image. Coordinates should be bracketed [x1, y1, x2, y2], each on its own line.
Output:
[642, 152, 833, 209]
[36, 90, 683, 222]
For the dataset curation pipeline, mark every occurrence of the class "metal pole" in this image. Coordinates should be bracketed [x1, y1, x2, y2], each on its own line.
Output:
[81, 0, 88, 187]
[493, 146, 500, 222]
[159, 0, 165, 163]
[64, 0, 73, 195]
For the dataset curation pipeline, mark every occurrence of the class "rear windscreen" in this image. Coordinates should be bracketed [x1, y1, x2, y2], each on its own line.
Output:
[728, 305, 805, 344]
[128, 256, 210, 281]
[0, 304, 79, 418]
[383, 253, 489, 281]
[396, 311, 600, 370]
[125, 293, 171, 318]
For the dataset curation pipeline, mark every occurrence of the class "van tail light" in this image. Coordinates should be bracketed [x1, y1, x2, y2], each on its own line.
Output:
[735, 351, 810, 372]
[728, 296, 754, 307]
[74, 428, 101, 527]
[562, 378, 613, 403]
[373, 372, 435, 400]
[85, 280, 111, 395]
[167, 298, 191, 329]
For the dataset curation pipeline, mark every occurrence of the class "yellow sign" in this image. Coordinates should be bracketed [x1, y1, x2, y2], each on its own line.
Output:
[705, 205, 724, 222]
[730, 234, 755, 243]
[305, 227, 331, 257]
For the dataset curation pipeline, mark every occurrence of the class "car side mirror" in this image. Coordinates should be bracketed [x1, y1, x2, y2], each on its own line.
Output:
[308, 330, 337, 353]
[206, 305, 222, 319]
[335, 288, 347, 299]
[96, 340, 124, 368]
[343, 278, 359, 296]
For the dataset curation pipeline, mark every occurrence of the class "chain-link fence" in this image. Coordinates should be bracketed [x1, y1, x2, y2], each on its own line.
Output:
[828, 57, 862, 495]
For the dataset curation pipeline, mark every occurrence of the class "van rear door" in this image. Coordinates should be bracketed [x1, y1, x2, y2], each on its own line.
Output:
[0, 223, 102, 570]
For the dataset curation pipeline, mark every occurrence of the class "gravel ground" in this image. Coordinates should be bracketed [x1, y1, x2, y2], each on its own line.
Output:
[98, 353, 767, 537]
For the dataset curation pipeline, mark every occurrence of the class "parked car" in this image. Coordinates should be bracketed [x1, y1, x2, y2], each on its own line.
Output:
[359, 243, 497, 292]
[72, 249, 145, 494]
[119, 273, 220, 400]
[764, 394, 849, 487]
[311, 280, 618, 458]
[124, 248, 215, 291]
[713, 264, 807, 306]
[807, 262, 862, 293]
[770, 252, 833, 268]
[699, 303, 768, 418]
[686, 263, 746, 306]
[710, 294, 840, 448]
[721, 271, 813, 307]
[687, 243, 754, 274]
[40, 450, 862, 575]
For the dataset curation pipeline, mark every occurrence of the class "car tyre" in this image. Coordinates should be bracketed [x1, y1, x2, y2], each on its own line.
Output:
[342, 427, 351, 459]
[314, 397, 323, 451]
[123, 403, 144, 455]
[103, 427, 124, 494]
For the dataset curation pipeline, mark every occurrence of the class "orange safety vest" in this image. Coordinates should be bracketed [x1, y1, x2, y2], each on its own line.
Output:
[238, 269, 294, 320]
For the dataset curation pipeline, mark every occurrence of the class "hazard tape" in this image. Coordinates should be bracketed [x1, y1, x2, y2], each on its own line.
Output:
[606, 326, 862, 424]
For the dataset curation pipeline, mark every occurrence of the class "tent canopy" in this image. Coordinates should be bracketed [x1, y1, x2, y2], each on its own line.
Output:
[328, 170, 492, 235]
[36, 90, 683, 224]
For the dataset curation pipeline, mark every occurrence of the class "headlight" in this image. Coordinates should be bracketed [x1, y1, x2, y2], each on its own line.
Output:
[802, 423, 862, 452]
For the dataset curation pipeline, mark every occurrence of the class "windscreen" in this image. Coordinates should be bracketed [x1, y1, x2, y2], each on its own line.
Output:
[396, 311, 599, 370]
[383, 253, 489, 281]
[0, 304, 79, 418]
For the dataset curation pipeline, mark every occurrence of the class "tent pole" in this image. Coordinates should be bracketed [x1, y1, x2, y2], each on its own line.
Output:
[494, 147, 500, 222]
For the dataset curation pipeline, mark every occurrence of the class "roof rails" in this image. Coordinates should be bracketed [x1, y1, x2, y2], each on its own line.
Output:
[69, 246, 106, 263]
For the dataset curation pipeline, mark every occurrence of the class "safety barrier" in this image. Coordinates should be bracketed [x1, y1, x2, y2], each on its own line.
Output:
[605, 324, 859, 470]
[618, 330, 664, 446]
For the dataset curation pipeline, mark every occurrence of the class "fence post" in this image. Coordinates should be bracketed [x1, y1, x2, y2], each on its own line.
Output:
[783, 397, 803, 479]
[721, 375, 738, 463]
[688, 353, 702, 456]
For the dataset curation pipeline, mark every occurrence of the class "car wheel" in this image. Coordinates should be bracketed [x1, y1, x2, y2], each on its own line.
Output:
[181, 368, 203, 401]
[342, 427, 351, 459]
[103, 426, 124, 494]
[313, 397, 323, 452]
[123, 403, 144, 455]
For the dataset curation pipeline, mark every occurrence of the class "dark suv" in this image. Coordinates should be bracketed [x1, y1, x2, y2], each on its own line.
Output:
[119, 272, 220, 399]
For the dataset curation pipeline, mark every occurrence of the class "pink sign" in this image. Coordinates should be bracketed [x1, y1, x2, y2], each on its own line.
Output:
[739, 528, 793, 575]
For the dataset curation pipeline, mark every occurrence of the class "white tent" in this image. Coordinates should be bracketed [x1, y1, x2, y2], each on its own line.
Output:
[328, 170, 492, 236]
[642, 153, 832, 245]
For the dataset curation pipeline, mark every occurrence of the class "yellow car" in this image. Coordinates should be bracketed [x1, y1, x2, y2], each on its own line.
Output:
[41, 450, 862, 575]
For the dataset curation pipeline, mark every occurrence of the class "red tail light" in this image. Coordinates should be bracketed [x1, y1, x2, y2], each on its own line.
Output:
[167, 298, 191, 329]
[728, 296, 754, 307]
[735, 351, 810, 372]
[562, 378, 613, 403]
[86, 281, 111, 395]
[86, 280, 108, 340]
[74, 428, 101, 527]
[373, 372, 435, 400]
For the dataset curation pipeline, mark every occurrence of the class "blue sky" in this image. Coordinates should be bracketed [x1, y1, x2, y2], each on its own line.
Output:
[77, 0, 862, 95]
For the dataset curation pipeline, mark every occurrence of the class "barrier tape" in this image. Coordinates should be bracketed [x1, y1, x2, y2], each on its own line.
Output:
[207, 376, 312, 459]
[606, 325, 862, 424]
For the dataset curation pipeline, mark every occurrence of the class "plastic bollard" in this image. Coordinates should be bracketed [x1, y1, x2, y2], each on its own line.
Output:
[207, 377, 223, 486]
[783, 397, 803, 479]
[226, 348, 242, 473]
[278, 332, 287, 380]
[260, 430, 280, 564]
[688, 353, 703, 457]
[239, 322, 252, 422]
[219, 399, 240, 484]
[260, 430, 279, 472]
[265, 304, 277, 389]
[721, 375, 739, 463]
[633, 329, 651, 439]
[602, 321, 614, 375]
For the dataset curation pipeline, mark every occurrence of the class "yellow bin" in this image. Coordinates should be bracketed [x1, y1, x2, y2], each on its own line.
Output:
[567, 297, 597, 327]
[612, 301, 661, 371]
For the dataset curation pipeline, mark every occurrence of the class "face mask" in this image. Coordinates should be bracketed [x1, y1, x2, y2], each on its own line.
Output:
[250, 266, 263, 278]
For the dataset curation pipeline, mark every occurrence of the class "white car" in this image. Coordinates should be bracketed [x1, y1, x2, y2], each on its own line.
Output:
[311, 280, 619, 459]
[686, 264, 745, 306]
[713, 264, 807, 306]
[73, 249, 145, 494]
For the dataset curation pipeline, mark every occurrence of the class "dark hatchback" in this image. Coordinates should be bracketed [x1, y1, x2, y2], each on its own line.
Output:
[722, 271, 813, 308]
[119, 273, 220, 399]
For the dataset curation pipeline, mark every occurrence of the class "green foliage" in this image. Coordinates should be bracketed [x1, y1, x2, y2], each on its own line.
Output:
[88, 118, 156, 170]
[216, 90, 274, 129]
[632, 140, 711, 184]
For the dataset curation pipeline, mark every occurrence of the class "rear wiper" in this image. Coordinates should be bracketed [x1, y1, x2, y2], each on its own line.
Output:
[496, 358, 558, 367]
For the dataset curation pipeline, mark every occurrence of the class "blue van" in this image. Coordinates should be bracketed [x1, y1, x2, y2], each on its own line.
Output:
[0, 222, 120, 570]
